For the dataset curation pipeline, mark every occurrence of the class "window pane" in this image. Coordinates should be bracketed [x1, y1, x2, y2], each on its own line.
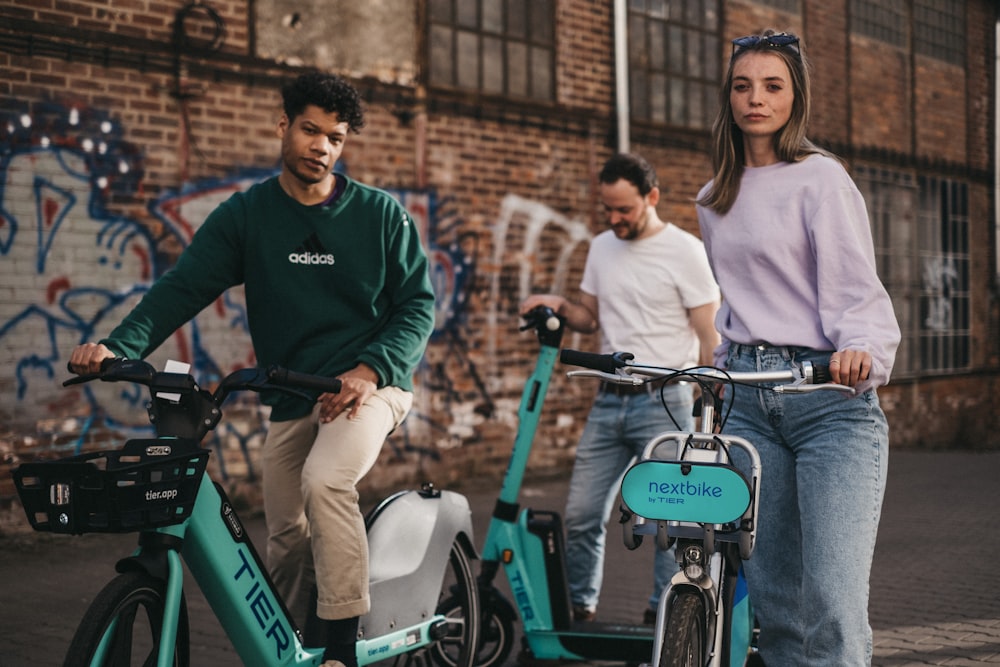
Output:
[530, 47, 552, 100]
[629, 14, 648, 66]
[650, 73, 666, 122]
[688, 79, 703, 126]
[667, 24, 683, 74]
[482, 0, 502, 33]
[649, 20, 665, 69]
[508, 0, 527, 39]
[456, 0, 477, 28]
[648, 0, 668, 18]
[507, 41, 528, 96]
[483, 36, 503, 92]
[687, 30, 702, 78]
[669, 77, 684, 125]
[530, 0, 554, 45]
[456, 31, 479, 88]
[630, 69, 648, 118]
[429, 0, 452, 23]
[430, 25, 454, 85]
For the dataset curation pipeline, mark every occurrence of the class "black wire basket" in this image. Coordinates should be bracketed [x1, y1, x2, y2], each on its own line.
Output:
[13, 438, 210, 534]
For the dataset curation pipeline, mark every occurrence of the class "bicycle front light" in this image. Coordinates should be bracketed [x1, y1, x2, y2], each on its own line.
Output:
[681, 544, 707, 582]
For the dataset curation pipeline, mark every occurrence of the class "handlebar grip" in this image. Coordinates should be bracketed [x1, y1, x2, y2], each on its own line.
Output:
[66, 356, 123, 375]
[521, 305, 563, 331]
[811, 364, 833, 384]
[560, 349, 630, 373]
[267, 367, 342, 394]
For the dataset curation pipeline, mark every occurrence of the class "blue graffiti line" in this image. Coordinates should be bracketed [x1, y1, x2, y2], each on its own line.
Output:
[33, 175, 77, 273]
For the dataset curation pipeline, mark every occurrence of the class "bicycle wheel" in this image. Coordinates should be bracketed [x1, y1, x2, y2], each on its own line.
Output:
[465, 587, 515, 667]
[64, 571, 190, 667]
[658, 590, 706, 667]
[428, 541, 482, 667]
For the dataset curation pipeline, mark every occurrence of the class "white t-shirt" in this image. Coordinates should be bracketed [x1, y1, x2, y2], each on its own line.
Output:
[580, 222, 719, 368]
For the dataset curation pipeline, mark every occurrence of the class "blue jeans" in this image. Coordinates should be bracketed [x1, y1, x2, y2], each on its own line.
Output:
[564, 384, 693, 612]
[725, 344, 889, 667]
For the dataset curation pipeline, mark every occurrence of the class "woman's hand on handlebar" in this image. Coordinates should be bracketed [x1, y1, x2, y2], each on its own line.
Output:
[829, 349, 871, 387]
[318, 363, 378, 423]
[68, 343, 116, 375]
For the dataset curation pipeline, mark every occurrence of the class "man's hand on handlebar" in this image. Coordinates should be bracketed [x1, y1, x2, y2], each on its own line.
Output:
[318, 363, 379, 423]
[520, 294, 566, 317]
[69, 343, 117, 375]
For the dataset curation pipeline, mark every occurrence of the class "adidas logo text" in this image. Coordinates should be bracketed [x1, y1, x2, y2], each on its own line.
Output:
[288, 251, 335, 265]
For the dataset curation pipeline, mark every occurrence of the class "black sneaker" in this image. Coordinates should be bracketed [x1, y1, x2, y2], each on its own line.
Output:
[643, 608, 657, 625]
[572, 605, 596, 622]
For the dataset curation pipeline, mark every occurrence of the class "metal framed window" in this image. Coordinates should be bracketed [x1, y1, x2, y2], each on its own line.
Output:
[856, 167, 971, 376]
[851, 0, 964, 65]
[428, 0, 555, 101]
[627, 0, 721, 130]
[849, 0, 907, 48]
[913, 0, 964, 65]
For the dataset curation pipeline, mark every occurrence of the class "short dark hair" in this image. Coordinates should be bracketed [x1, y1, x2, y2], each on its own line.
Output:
[598, 153, 659, 196]
[281, 72, 366, 133]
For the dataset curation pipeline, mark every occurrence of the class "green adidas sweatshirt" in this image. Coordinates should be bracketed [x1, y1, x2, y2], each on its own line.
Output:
[101, 176, 436, 421]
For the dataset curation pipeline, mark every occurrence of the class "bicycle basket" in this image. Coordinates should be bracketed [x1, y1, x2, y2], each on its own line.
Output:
[13, 438, 209, 534]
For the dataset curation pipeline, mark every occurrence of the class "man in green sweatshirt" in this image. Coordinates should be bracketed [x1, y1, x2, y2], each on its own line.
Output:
[69, 72, 436, 667]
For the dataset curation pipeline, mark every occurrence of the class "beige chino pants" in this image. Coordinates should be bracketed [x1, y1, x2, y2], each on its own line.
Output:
[261, 386, 413, 622]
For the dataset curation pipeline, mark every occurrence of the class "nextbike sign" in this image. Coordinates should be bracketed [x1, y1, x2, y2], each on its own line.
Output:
[621, 460, 751, 524]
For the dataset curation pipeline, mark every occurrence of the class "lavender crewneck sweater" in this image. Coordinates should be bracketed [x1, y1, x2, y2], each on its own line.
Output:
[696, 154, 900, 389]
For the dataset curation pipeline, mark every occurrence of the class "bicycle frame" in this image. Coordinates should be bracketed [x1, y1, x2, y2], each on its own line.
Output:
[566, 352, 852, 667]
[83, 459, 462, 667]
[15, 362, 478, 667]
[621, 430, 761, 667]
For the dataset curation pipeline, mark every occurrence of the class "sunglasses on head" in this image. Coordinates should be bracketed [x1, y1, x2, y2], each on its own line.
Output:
[731, 33, 801, 56]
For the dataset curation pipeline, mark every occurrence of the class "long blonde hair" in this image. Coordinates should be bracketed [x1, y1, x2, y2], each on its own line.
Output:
[698, 30, 834, 215]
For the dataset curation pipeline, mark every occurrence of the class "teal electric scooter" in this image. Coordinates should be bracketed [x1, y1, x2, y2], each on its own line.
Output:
[459, 306, 656, 667]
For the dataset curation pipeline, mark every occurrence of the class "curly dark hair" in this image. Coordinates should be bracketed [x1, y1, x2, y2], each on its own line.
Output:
[281, 72, 366, 133]
[598, 153, 659, 196]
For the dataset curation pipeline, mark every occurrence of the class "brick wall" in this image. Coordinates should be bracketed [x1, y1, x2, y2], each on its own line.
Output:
[0, 0, 997, 512]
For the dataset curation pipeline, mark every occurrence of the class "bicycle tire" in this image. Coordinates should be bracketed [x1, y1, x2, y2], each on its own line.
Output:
[459, 587, 515, 667]
[658, 590, 706, 667]
[64, 571, 190, 667]
[428, 540, 482, 667]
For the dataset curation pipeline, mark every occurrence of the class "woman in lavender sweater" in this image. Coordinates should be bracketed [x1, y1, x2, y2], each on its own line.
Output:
[696, 30, 900, 667]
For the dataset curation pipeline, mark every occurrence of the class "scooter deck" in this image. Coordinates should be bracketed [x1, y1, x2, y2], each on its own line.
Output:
[527, 621, 655, 662]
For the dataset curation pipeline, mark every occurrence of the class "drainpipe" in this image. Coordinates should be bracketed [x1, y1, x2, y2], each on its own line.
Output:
[613, 0, 630, 153]
[995, 20, 999, 286]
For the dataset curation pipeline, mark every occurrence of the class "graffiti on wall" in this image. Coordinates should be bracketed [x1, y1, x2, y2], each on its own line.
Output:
[0, 99, 591, 481]
[921, 255, 959, 331]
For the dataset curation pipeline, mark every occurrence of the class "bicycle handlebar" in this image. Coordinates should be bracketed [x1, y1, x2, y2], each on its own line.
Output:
[65, 358, 342, 401]
[266, 366, 343, 395]
[560, 348, 854, 396]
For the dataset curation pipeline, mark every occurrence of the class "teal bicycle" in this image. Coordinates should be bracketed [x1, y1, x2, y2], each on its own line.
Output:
[560, 349, 854, 666]
[13, 359, 480, 667]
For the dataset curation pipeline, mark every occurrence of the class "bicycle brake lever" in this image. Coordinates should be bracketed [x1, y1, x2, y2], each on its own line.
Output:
[772, 383, 856, 396]
[566, 369, 643, 385]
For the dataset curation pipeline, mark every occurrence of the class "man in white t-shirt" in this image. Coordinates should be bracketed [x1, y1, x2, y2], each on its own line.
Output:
[521, 152, 720, 623]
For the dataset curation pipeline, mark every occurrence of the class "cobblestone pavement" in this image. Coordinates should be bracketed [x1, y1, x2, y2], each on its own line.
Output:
[1, 449, 997, 666]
